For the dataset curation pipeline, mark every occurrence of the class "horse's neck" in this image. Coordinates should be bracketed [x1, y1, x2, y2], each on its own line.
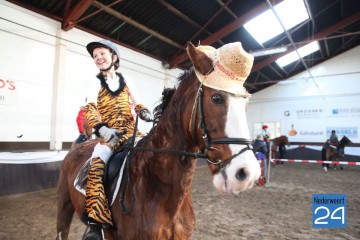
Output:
[132, 78, 199, 205]
[135, 124, 197, 195]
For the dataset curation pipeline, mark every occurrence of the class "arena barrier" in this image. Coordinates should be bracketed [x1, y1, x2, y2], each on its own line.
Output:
[272, 158, 360, 166]
[265, 158, 360, 184]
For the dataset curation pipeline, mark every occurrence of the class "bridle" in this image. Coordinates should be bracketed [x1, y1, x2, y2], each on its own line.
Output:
[189, 84, 253, 171]
[118, 81, 253, 213]
[119, 83, 253, 173]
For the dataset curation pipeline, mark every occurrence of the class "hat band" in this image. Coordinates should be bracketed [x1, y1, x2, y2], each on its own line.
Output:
[213, 50, 241, 81]
[214, 60, 239, 80]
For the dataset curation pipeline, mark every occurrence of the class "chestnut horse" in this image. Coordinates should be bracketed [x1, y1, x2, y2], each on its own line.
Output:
[56, 42, 260, 240]
[270, 135, 289, 164]
[325, 135, 352, 170]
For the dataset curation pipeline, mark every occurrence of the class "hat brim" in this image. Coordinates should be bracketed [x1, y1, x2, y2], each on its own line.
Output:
[194, 67, 250, 96]
[86, 42, 111, 57]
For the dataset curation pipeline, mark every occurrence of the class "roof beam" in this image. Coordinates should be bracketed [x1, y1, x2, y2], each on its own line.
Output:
[92, 1, 184, 49]
[157, 0, 225, 48]
[214, 0, 237, 19]
[169, 1, 275, 67]
[187, 0, 233, 44]
[252, 11, 360, 72]
[62, 0, 94, 30]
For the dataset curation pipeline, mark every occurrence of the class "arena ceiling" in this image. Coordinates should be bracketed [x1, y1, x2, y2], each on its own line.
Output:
[6, 0, 360, 93]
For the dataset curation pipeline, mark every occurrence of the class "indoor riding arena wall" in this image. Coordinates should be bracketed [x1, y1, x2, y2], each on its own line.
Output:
[1, 146, 359, 196]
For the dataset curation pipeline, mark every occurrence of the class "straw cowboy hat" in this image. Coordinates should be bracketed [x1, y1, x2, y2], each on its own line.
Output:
[194, 42, 254, 95]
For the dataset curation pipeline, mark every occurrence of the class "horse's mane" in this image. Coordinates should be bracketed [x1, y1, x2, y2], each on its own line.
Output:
[135, 69, 196, 148]
[151, 69, 195, 128]
[152, 88, 176, 125]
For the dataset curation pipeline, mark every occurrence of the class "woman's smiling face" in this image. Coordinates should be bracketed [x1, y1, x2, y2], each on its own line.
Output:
[92, 47, 117, 71]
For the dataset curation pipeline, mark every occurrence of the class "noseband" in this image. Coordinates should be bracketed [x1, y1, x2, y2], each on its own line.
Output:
[190, 85, 253, 170]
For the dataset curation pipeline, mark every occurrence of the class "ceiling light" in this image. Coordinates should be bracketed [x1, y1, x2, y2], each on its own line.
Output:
[250, 46, 288, 57]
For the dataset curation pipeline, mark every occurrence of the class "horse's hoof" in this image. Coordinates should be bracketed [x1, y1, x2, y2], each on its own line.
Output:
[323, 166, 327, 172]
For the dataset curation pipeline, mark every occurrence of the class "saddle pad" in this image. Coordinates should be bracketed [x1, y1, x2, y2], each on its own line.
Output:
[73, 136, 142, 206]
[74, 158, 91, 195]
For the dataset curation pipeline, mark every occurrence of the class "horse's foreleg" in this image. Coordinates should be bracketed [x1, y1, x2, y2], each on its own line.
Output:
[56, 171, 75, 240]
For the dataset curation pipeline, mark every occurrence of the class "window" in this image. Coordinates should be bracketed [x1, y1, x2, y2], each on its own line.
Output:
[276, 41, 320, 67]
[244, 0, 309, 44]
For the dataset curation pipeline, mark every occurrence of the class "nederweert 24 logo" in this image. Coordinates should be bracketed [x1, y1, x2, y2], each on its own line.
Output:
[312, 194, 346, 228]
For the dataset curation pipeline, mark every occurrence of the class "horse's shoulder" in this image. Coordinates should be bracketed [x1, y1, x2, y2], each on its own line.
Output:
[64, 140, 98, 167]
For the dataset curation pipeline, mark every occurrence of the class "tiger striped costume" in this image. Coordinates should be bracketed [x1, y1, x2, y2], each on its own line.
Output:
[83, 72, 146, 226]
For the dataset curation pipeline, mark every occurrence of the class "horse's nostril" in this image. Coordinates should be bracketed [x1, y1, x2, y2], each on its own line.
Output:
[235, 168, 247, 181]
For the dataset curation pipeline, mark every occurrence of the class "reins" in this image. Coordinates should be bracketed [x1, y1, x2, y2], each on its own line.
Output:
[118, 115, 207, 214]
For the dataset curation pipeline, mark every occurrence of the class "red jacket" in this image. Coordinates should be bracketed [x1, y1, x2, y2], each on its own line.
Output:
[76, 109, 85, 133]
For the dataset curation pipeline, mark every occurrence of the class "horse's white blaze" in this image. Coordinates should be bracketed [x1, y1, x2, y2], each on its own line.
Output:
[212, 96, 261, 194]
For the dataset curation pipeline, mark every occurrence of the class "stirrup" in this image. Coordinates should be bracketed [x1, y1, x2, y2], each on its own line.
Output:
[83, 224, 104, 240]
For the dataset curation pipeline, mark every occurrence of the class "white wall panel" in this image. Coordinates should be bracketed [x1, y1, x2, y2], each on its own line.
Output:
[247, 46, 360, 143]
[0, 0, 183, 148]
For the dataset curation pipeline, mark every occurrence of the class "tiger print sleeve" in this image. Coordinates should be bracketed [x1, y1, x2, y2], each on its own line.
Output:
[84, 102, 102, 129]
[123, 75, 148, 115]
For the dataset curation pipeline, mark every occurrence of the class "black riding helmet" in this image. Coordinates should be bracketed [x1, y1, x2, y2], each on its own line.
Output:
[86, 40, 120, 70]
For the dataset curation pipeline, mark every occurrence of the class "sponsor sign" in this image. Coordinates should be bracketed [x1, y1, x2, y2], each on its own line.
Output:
[326, 127, 358, 138]
[296, 108, 323, 119]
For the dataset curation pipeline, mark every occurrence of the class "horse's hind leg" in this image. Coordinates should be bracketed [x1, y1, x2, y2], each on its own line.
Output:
[56, 170, 75, 240]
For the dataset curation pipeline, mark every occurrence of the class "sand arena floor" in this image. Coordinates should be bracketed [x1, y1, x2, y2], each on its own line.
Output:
[0, 162, 359, 239]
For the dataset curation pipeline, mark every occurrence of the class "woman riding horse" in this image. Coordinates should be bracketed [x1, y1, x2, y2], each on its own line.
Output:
[56, 42, 261, 240]
[325, 135, 352, 171]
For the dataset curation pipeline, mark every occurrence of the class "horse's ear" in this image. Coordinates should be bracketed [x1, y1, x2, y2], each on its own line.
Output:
[187, 42, 213, 75]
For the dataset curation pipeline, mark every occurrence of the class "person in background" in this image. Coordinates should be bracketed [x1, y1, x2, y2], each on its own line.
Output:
[278, 141, 286, 164]
[322, 139, 331, 172]
[329, 130, 341, 152]
[82, 39, 152, 239]
[261, 125, 270, 143]
[253, 134, 268, 185]
[330, 130, 339, 146]
[74, 106, 87, 144]
[262, 124, 270, 159]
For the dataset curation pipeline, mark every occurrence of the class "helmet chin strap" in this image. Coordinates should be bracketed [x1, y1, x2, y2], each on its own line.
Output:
[100, 62, 114, 72]
[100, 53, 115, 72]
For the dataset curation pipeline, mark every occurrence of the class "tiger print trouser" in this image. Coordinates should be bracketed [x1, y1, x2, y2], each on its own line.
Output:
[85, 157, 113, 226]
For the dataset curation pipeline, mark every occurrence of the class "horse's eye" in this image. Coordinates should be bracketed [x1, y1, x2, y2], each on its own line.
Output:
[211, 94, 224, 104]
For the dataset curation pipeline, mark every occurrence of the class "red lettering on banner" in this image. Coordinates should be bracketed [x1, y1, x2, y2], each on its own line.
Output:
[0, 79, 5, 88]
[8, 81, 15, 90]
[0, 79, 16, 90]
